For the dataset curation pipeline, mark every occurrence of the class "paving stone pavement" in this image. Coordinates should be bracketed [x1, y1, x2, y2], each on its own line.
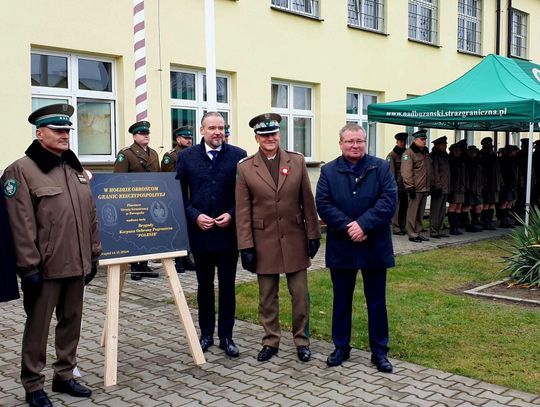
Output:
[1, 228, 539, 407]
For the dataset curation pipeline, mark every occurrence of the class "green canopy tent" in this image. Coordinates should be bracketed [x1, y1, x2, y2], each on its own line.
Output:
[368, 53, 540, 223]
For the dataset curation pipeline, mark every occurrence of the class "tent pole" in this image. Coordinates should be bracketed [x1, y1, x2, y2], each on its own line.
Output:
[525, 122, 534, 226]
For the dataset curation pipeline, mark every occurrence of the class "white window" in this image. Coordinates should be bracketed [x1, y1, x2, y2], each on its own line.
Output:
[408, 0, 438, 45]
[457, 0, 482, 54]
[346, 90, 378, 156]
[271, 82, 314, 159]
[271, 0, 320, 19]
[31, 50, 117, 163]
[170, 69, 231, 145]
[511, 9, 528, 59]
[348, 0, 385, 32]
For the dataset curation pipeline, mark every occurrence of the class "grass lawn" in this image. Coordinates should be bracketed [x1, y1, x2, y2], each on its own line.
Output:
[234, 238, 540, 394]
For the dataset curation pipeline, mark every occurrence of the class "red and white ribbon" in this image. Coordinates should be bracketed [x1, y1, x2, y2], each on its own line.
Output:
[133, 0, 147, 121]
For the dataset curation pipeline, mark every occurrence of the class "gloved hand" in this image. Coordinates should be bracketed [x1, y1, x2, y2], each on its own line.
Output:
[240, 248, 257, 273]
[430, 188, 442, 199]
[407, 188, 416, 200]
[21, 273, 43, 298]
[85, 261, 98, 285]
[308, 239, 320, 259]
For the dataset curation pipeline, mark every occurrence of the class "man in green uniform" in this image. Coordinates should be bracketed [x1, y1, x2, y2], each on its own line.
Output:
[2, 104, 102, 407]
[114, 121, 160, 280]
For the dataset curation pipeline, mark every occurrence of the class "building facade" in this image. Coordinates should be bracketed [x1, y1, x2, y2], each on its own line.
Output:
[1, 0, 539, 171]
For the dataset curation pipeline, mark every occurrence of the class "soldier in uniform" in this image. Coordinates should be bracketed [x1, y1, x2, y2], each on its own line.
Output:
[161, 126, 196, 273]
[236, 113, 321, 363]
[160, 125, 193, 172]
[479, 137, 502, 230]
[448, 143, 468, 235]
[499, 145, 521, 227]
[386, 132, 408, 235]
[2, 104, 101, 407]
[114, 121, 160, 280]
[464, 146, 484, 232]
[401, 129, 431, 243]
[429, 136, 450, 238]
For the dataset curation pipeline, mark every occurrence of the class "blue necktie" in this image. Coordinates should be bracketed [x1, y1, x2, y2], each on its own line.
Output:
[209, 150, 218, 162]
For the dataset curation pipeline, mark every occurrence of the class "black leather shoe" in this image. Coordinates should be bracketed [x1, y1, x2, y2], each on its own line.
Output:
[199, 335, 214, 352]
[257, 345, 278, 361]
[131, 272, 142, 281]
[296, 346, 311, 362]
[182, 254, 196, 271]
[52, 378, 92, 397]
[371, 354, 393, 373]
[408, 236, 423, 243]
[430, 234, 442, 239]
[219, 338, 239, 357]
[418, 235, 430, 241]
[326, 346, 351, 366]
[25, 389, 52, 407]
[175, 259, 185, 273]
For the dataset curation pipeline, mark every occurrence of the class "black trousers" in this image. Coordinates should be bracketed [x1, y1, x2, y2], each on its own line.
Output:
[330, 268, 389, 356]
[193, 250, 238, 340]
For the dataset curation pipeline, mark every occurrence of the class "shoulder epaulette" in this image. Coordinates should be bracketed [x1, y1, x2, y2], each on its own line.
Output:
[287, 150, 304, 156]
[120, 147, 130, 152]
[238, 155, 255, 165]
[166, 149, 176, 155]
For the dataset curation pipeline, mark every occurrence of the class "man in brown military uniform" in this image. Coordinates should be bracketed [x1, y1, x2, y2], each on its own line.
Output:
[429, 136, 450, 238]
[161, 126, 196, 273]
[386, 132, 408, 235]
[401, 129, 431, 242]
[160, 125, 193, 172]
[114, 121, 160, 279]
[236, 113, 321, 363]
[2, 104, 101, 407]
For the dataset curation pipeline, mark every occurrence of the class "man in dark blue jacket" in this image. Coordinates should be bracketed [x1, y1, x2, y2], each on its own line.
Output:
[316, 123, 397, 372]
[176, 112, 246, 358]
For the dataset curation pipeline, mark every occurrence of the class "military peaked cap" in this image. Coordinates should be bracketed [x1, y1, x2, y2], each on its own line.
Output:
[480, 137, 493, 146]
[173, 125, 193, 138]
[249, 113, 282, 135]
[129, 121, 151, 135]
[432, 136, 448, 145]
[394, 132, 408, 141]
[412, 129, 427, 139]
[28, 103, 74, 130]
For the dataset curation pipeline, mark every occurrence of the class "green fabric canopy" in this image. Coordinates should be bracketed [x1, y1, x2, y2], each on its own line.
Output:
[368, 54, 540, 132]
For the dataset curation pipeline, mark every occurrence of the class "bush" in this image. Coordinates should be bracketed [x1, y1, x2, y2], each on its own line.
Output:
[500, 207, 540, 287]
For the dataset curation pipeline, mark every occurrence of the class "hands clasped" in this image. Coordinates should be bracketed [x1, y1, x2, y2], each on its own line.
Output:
[347, 221, 367, 242]
[197, 213, 232, 230]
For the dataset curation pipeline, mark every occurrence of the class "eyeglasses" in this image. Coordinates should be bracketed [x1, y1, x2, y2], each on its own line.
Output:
[341, 139, 367, 146]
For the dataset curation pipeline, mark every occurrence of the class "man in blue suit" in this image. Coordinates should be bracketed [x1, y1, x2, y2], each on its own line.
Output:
[176, 112, 247, 357]
[316, 123, 397, 372]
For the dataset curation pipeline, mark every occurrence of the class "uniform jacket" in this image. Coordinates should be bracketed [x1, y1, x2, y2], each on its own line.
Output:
[401, 143, 431, 192]
[0, 187, 19, 302]
[449, 154, 468, 195]
[500, 154, 521, 191]
[236, 149, 321, 275]
[480, 149, 502, 193]
[316, 154, 397, 270]
[430, 149, 450, 194]
[176, 140, 246, 252]
[386, 146, 406, 191]
[161, 144, 190, 172]
[1, 140, 102, 280]
[113, 142, 160, 173]
[466, 156, 484, 195]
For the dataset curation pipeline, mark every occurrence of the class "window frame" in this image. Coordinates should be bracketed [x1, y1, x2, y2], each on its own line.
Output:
[270, 0, 320, 20]
[510, 8, 528, 59]
[170, 68, 232, 145]
[408, 0, 439, 46]
[457, 0, 482, 55]
[347, 0, 385, 33]
[31, 49, 118, 163]
[271, 80, 315, 160]
[346, 89, 378, 157]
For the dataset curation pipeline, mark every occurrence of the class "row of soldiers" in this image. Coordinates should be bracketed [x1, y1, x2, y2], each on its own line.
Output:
[387, 130, 540, 243]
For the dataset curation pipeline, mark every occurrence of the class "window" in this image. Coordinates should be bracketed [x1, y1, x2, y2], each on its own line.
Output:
[346, 90, 378, 156]
[271, 82, 314, 158]
[31, 51, 117, 162]
[170, 69, 231, 145]
[408, 0, 438, 45]
[511, 9, 528, 59]
[457, 0, 482, 54]
[348, 0, 385, 32]
[271, 0, 320, 19]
